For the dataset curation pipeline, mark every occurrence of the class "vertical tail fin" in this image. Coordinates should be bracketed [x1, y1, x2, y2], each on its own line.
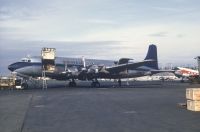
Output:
[144, 44, 158, 70]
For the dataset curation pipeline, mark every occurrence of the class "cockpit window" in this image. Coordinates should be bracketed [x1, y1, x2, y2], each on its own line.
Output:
[21, 58, 31, 62]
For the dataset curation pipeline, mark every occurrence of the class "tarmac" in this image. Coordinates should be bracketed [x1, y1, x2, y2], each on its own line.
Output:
[1, 81, 200, 132]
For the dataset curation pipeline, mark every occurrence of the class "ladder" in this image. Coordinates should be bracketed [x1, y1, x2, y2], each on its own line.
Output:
[42, 67, 47, 89]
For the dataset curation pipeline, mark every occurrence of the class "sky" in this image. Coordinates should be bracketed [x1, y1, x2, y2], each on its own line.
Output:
[0, 0, 200, 75]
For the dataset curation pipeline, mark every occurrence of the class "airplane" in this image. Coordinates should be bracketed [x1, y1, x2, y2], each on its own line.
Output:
[174, 67, 199, 82]
[8, 44, 171, 88]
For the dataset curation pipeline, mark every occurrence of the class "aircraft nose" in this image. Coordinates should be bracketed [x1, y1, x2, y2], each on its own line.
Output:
[8, 64, 15, 71]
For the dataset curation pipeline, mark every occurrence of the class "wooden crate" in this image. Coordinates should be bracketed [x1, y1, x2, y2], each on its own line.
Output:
[186, 88, 200, 100]
[187, 100, 200, 111]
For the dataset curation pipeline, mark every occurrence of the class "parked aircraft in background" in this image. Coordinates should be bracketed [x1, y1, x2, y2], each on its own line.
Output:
[174, 67, 199, 82]
[8, 44, 172, 88]
[175, 67, 199, 77]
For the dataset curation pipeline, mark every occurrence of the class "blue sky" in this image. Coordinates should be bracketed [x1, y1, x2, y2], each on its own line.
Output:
[0, 0, 200, 75]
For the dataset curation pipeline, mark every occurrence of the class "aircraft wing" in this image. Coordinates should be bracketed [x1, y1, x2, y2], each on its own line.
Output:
[106, 59, 155, 73]
[150, 70, 175, 75]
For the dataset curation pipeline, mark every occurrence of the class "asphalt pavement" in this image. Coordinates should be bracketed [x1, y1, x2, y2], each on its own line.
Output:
[1, 82, 200, 132]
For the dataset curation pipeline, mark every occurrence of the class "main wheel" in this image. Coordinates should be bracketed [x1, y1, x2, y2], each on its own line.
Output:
[91, 82, 95, 87]
[91, 82, 100, 87]
[72, 82, 76, 87]
[69, 82, 76, 87]
[96, 82, 100, 87]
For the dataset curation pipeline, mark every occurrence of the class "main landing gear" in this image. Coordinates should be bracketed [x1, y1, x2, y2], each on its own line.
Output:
[68, 79, 76, 87]
[118, 79, 121, 87]
[91, 78, 100, 87]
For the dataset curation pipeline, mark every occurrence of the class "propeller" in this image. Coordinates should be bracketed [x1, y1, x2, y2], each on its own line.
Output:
[87, 65, 99, 74]
[78, 56, 109, 80]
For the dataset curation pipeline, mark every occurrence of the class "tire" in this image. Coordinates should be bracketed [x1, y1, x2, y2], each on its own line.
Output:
[91, 82, 100, 88]
[69, 82, 76, 87]
[69, 82, 72, 87]
[96, 82, 100, 87]
[91, 82, 95, 87]
[72, 82, 76, 87]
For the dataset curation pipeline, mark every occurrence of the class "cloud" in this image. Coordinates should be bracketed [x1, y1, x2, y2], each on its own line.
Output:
[85, 19, 117, 25]
[149, 32, 168, 37]
[176, 34, 185, 38]
[0, 6, 44, 21]
[153, 7, 183, 13]
[0, 0, 55, 21]
[0, 0, 200, 75]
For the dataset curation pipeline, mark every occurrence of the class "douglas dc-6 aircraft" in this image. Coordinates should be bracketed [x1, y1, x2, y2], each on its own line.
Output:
[8, 44, 171, 88]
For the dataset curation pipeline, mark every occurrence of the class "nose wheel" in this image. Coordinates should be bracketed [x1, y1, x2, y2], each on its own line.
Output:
[21, 82, 28, 89]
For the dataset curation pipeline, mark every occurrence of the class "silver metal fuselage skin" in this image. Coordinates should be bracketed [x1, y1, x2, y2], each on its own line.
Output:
[8, 56, 153, 80]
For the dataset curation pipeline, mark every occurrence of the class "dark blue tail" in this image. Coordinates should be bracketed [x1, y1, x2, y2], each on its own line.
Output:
[144, 44, 158, 70]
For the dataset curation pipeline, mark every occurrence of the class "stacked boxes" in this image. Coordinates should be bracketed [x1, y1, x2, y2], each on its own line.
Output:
[0, 76, 15, 89]
[186, 88, 200, 111]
